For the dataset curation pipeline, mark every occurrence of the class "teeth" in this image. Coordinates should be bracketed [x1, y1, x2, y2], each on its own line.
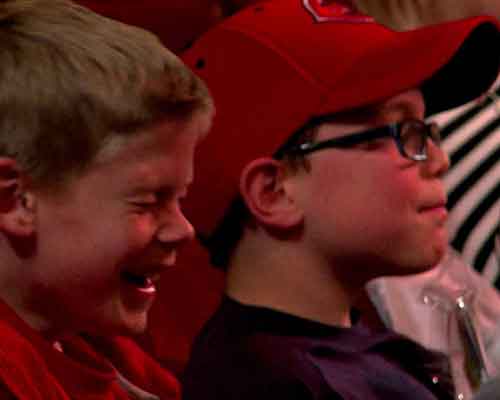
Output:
[138, 281, 156, 294]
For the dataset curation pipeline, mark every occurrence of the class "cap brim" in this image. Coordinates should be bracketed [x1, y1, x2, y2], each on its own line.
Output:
[314, 18, 500, 118]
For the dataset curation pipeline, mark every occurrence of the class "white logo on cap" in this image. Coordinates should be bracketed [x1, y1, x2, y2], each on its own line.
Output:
[303, 0, 374, 23]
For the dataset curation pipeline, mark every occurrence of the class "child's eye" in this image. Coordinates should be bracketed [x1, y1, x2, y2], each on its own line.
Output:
[129, 194, 159, 210]
[129, 202, 157, 215]
[133, 201, 157, 208]
[128, 188, 186, 213]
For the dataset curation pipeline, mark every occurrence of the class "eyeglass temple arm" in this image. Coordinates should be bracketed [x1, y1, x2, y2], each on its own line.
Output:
[291, 125, 394, 155]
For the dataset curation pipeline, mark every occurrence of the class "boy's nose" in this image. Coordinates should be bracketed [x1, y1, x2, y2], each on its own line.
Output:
[424, 138, 450, 177]
[156, 209, 196, 246]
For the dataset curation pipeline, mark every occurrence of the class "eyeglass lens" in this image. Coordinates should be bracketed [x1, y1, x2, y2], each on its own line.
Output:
[400, 121, 440, 159]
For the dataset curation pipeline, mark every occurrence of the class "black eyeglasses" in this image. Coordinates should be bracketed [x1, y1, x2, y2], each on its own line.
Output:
[282, 119, 441, 162]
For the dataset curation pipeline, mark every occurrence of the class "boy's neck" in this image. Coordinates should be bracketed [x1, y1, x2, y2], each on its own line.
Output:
[226, 235, 357, 328]
[0, 255, 68, 341]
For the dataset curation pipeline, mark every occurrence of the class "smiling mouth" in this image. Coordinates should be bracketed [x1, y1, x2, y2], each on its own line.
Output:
[420, 204, 446, 211]
[419, 205, 448, 217]
[418, 197, 447, 212]
[121, 271, 156, 292]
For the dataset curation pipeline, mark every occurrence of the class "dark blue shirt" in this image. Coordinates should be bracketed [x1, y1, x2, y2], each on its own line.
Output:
[182, 296, 455, 400]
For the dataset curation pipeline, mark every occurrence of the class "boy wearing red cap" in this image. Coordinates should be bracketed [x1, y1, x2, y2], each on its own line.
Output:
[0, 0, 213, 398]
[180, 0, 500, 399]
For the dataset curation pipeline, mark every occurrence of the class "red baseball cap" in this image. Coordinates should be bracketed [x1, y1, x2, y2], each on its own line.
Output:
[182, 0, 500, 238]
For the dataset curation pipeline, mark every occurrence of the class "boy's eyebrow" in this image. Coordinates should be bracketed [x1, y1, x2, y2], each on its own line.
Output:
[129, 179, 193, 195]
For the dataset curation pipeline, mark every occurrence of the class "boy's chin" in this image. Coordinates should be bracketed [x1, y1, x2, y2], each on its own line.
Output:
[116, 317, 148, 336]
[86, 315, 149, 337]
[365, 246, 446, 280]
[395, 245, 447, 277]
[420, 241, 447, 271]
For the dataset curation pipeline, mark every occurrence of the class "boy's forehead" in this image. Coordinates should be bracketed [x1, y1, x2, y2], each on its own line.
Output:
[373, 89, 425, 119]
[317, 88, 425, 126]
[95, 112, 212, 165]
[71, 125, 199, 194]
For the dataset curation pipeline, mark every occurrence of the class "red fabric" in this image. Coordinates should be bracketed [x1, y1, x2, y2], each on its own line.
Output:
[87, 335, 180, 398]
[144, 242, 225, 373]
[0, 299, 179, 399]
[76, 0, 223, 53]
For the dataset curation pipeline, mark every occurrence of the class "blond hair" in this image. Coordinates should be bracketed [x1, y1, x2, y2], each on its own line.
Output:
[0, 0, 212, 189]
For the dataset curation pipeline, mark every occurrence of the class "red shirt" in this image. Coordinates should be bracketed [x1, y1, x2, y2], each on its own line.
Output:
[0, 299, 179, 399]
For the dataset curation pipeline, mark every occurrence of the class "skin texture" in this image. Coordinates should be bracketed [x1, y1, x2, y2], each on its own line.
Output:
[0, 111, 212, 340]
[228, 89, 450, 327]
[292, 89, 450, 280]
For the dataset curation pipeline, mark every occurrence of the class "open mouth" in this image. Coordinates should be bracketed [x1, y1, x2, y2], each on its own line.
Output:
[121, 271, 155, 292]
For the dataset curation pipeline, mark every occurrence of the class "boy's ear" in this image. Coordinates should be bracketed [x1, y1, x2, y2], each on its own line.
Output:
[0, 158, 36, 237]
[239, 157, 303, 229]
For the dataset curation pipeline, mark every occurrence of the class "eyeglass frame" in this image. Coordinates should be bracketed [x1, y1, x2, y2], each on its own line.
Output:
[274, 117, 441, 162]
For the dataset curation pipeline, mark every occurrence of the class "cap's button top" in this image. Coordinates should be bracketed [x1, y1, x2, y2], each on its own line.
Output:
[195, 58, 205, 70]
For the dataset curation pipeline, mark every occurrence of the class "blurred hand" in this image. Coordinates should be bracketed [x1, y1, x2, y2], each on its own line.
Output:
[352, 0, 498, 30]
